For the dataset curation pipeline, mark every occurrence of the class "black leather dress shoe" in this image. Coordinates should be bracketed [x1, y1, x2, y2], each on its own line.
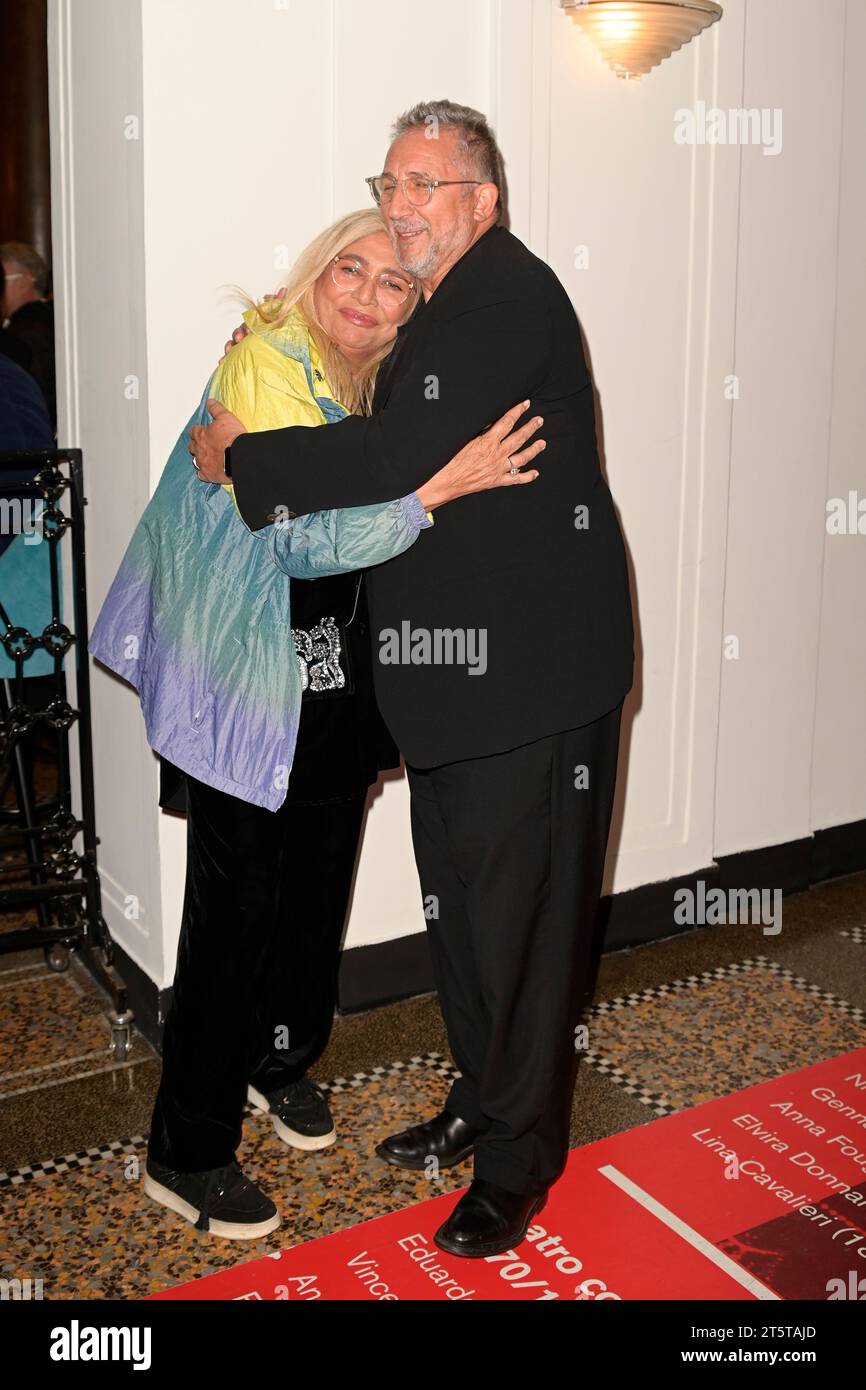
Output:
[375, 1110, 479, 1171]
[433, 1178, 548, 1258]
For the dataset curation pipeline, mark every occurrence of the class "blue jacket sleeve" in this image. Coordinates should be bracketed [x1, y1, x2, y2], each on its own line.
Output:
[262, 492, 431, 578]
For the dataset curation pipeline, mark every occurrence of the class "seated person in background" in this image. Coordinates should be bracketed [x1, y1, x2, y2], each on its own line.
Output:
[0, 241, 56, 432]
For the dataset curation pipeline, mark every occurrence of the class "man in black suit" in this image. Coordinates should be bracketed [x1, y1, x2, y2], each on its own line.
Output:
[190, 100, 634, 1258]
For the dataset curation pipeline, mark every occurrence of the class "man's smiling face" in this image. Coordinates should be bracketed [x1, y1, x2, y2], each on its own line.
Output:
[377, 126, 493, 292]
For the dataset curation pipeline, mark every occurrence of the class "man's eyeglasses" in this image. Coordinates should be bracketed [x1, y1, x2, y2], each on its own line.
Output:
[366, 174, 482, 208]
[331, 255, 416, 308]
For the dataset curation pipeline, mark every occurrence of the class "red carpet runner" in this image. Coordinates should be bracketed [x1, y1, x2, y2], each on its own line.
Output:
[149, 1048, 866, 1301]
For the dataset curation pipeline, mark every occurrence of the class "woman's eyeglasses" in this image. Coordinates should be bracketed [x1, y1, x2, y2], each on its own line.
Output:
[331, 255, 416, 308]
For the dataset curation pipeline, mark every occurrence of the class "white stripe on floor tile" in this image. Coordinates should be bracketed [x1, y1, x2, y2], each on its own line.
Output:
[0, 1048, 112, 1084]
[599, 1164, 782, 1300]
[0, 1059, 142, 1102]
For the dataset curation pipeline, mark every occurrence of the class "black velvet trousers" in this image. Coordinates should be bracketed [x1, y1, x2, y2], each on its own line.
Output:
[406, 702, 624, 1198]
[147, 773, 366, 1173]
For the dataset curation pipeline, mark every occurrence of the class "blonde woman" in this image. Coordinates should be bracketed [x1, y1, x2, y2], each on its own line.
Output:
[89, 209, 543, 1240]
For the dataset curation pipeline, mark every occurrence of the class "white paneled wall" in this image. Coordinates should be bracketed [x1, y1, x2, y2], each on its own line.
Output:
[49, 0, 866, 988]
[810, 0, 866, 837]
[49, 0, 165, 982]
[545, 1, 746, 889]
[714, 0, 848, 856]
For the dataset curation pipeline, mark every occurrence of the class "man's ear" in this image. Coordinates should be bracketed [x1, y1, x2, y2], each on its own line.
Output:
[473, 182, 499, 223]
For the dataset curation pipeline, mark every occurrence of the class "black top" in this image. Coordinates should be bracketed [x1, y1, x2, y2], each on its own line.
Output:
[229, 224, 635, 768]
[5, 301, 56, 430]
[0, 326, 33, 372]
[0, 355, 54, 559]
[158, 571, 399, 814]
[280, 571, 399, 804]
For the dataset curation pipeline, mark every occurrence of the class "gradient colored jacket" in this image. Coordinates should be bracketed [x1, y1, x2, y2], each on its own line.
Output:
[88, 308, 430, 810]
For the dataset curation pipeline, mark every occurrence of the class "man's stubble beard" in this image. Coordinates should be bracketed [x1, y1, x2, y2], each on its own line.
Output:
[390, 202, 478, 285]
[389, 222, 439, 281]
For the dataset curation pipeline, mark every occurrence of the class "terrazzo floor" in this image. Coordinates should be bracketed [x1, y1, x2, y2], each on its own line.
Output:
[1, 869, 864, 1299]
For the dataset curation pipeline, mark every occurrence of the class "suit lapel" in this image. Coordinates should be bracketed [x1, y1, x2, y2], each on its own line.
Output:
[370, 226, 506, 414]
[372, 295, 426, 414]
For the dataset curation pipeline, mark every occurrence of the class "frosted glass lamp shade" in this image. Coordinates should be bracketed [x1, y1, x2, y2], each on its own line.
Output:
[561, 0, 723, 80]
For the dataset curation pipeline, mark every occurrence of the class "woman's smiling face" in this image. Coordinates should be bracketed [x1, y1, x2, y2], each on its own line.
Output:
[312, 231, 416, 364]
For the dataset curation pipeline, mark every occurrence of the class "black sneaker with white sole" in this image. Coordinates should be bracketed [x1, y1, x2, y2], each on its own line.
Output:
[248, 1077, 336, 1151]
[144, 1155, 280, 1240]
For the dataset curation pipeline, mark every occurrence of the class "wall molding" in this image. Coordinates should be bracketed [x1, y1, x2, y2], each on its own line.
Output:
[94, 816, 866, 1051]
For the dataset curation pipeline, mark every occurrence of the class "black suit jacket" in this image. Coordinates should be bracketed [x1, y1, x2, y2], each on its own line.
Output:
[230, 224, 634, 767]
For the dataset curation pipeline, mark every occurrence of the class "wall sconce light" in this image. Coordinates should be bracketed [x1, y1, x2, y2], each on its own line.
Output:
[560, 0, 723, 81]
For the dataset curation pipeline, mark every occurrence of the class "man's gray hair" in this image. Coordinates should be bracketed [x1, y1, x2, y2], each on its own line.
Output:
[0, 242, 50, 297]
[391, 100, 508, 225]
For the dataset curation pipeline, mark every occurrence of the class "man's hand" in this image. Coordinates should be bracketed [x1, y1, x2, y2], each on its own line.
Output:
[188, 401, 247, 483]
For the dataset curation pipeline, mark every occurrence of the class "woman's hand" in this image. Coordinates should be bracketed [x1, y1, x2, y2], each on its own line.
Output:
[415, 402, 545, 513]
[221, 324, 249, 361]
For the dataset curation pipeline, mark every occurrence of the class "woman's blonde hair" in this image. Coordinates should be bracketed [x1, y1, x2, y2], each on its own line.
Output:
[249, 209, 417, 416]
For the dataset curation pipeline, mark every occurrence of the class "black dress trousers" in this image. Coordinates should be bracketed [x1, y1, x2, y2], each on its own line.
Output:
[147, 777, 366, 1172]
[406, 700, 624, 1198]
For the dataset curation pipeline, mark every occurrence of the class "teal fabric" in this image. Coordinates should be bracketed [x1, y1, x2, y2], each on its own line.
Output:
[89, 323, 429, 810]
[0, 501, 56, 679]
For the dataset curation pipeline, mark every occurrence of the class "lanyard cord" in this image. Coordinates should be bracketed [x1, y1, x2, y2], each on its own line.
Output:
[346, 572, 363, 628]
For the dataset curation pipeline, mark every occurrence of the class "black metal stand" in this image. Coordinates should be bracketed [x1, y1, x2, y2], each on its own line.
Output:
[0, 448, 133, 1059]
